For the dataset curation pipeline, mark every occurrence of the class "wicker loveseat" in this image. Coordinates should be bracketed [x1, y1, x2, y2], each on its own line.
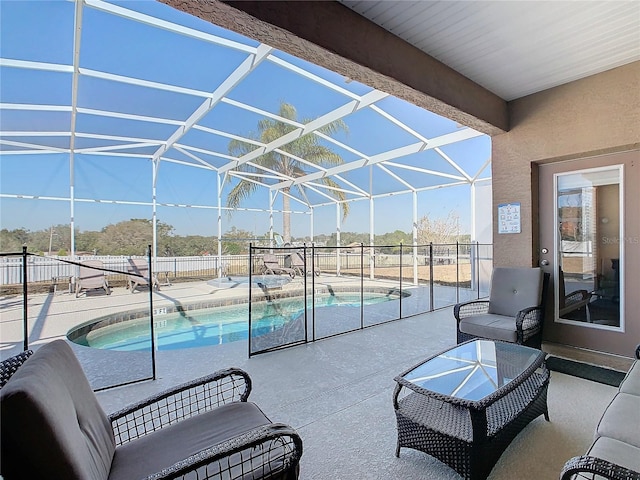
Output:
[0, 340, 302, 480]
[560, 345, 640, 480]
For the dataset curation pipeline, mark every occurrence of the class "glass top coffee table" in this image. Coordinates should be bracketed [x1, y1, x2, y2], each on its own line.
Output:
[393, 340, 549, 480]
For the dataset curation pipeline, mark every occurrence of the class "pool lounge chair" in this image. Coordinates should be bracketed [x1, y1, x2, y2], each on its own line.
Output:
[262, 254, 295, 278]
[127, 258, 160, 293]
[75, 259, 111, 297]
[288, 252, 320, 277]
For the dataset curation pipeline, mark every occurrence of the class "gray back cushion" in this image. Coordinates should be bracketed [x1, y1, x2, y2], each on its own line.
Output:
[488, 267, 543, 317]
[0, 340, 115, 480]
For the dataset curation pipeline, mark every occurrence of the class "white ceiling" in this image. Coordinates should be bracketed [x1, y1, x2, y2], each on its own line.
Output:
[339, 0, 640, 101]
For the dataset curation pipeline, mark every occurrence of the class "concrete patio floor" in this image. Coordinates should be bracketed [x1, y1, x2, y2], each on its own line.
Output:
[1, 276, 633, 479]
[95, 305, 468, 479]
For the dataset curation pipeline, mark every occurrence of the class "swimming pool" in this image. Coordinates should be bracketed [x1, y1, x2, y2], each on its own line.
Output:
[69, 291, 402, 351]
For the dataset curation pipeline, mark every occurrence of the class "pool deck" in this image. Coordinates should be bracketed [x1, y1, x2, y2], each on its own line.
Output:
[0, 275, 634, 479]
[0, 273, 472, 360]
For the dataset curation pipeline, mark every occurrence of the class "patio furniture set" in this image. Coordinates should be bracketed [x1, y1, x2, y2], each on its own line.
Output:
[2, 266, 635, 479]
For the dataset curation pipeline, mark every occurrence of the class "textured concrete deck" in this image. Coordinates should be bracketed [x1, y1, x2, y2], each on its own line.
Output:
[2, 276, 627, 479]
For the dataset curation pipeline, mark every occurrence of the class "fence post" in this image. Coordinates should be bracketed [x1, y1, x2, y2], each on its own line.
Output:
[248, 244, 253, 357]
[147, 245, 156, 380]
[399, 243, 403, 319]
[476, 241, 481, 300]
[456, 241, 460, 303]
[360, 243, 364, 330]
[429, 242, 434, 312]
[302, 243, 308, 344]
[311, 243, 315, 342]
[22, 246, 28, 351]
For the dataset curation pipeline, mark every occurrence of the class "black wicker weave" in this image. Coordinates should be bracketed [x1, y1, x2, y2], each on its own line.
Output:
[393, 340, 549, 480]
[0, 350, 33, 388]
[560, 455, 640, 480]
[109, 367, 303, 480]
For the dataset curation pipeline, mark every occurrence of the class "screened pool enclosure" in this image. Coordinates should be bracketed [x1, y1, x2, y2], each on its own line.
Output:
[1, 0, 492, 389]
[1, 0, 491, 253]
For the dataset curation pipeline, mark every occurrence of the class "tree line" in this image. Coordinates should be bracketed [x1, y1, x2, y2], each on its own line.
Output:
[0, 220, 256, 257]
[0, 212, 469, 257]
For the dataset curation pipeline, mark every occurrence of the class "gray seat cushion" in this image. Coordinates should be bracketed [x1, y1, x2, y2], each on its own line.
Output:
[619, 361, 640, 396]
[587, 436, 640, 474]
[458, 314, 518, 342]
[108, 402, 272, 480]
[596, 393, 640, 448]
[0, 340, 115, 480]
[488, 267, 543, 317]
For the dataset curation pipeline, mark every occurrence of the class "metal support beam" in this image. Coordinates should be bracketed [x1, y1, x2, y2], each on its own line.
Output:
[336, 202, 341, 276]
[269, 190, 274, 249]
[413, 190, 418, 285]
[152, 160, 159, 267]
[217, 173, 223, 277]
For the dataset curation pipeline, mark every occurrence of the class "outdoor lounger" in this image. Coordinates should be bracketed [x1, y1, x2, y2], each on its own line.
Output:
[262, 254, 295, 278]
[288, 252, 320, 277]
[75, 259, 111, 297]
[126, 258, 160, 293]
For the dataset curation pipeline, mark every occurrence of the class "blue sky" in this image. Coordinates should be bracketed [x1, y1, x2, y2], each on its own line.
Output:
[0, 0, 491, 238]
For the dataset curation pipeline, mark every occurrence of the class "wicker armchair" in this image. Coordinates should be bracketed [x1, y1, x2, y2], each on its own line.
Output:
[558, 268, 591, 319]
[0, 349, 33, 388]
[0, 340, 302, 480]
[454, 268, 550, 349]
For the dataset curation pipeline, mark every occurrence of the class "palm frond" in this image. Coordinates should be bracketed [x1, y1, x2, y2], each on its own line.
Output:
[226, 101, 351, 225]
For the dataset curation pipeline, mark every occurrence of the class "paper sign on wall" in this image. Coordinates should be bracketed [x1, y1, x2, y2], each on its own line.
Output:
[498, 203, 521, 234]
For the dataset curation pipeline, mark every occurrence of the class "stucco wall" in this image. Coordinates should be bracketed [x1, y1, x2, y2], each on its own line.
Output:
[492, 62, 640, 356]
[492, 62, 640, 268]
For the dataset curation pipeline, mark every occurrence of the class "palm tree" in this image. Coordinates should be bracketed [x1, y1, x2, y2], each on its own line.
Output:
[226, 102, 350, 243]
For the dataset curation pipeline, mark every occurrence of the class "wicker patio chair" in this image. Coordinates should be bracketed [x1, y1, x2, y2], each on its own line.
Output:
[0, 340, 303, 480]
[558, 267, 592, 318]
[454, 267, 550, 348]
[0, 350, 33, 388]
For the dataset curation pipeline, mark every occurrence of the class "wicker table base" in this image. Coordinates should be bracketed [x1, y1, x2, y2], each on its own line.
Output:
[393, 341, 550, 480]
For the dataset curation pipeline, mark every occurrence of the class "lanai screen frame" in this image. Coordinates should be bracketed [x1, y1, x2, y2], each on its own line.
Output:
[0, 0, 491, 272]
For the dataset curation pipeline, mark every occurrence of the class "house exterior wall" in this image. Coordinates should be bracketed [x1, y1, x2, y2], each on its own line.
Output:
[493, 62, 639, 269]
[492, 62, 640, 356]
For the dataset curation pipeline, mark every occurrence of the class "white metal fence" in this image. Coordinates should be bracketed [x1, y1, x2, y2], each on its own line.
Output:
[0, 255, 237, 286]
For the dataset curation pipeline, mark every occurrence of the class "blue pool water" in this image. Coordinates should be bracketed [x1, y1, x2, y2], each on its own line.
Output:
[73, 292, 397, 351]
